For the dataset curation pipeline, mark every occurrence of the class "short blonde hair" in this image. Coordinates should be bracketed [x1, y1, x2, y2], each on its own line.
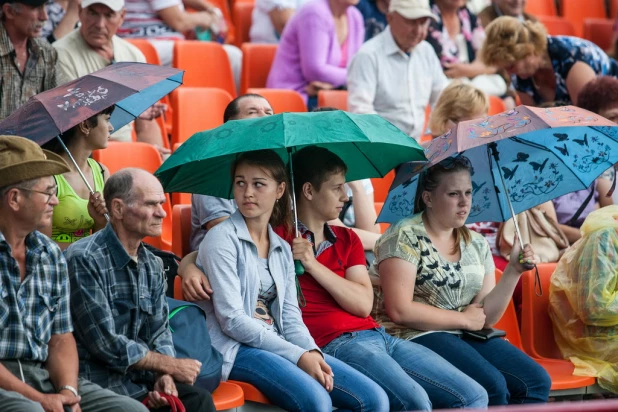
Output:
[481, 16, 547, 67]
[428, 81, 489, 137]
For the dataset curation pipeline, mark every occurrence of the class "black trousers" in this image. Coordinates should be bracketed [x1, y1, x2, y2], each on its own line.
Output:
[137, 382, 215, 412]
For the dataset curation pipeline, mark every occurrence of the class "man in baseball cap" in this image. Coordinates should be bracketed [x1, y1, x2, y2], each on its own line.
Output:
[0, 135, 148, 412]
[347, 0, 447, 141]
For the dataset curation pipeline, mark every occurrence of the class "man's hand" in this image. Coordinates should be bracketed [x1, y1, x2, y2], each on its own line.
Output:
[297, 350, 334, 392]
[170, 358, 202, 384]
[138, 103, 167, 121]
[292, 237, 319, 272]
[181, 265, 213, 301]
[37, 393, 81, 412]
[144, 374, 177, 409]
[144, 391, 170, 409]
[304, 81, 334, 97]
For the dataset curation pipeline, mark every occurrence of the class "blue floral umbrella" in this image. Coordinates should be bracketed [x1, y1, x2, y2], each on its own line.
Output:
[378, 106, 618, 245]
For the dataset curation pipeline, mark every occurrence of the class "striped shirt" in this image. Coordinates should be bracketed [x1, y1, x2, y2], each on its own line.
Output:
[65, 224, 175, 398]
[0, 230, 73, 362]
[0, 24, 63, 120]
[117, 0, 185, 40]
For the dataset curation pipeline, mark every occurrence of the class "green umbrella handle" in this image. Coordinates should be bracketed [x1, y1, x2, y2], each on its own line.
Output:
[294, 260, 305, 275]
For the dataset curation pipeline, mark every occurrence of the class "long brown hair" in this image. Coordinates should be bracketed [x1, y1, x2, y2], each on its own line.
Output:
[232, 150, 293, 234]
[414, 156, 472, 254]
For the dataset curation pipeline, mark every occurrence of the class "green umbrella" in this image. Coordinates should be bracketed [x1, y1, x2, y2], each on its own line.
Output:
[155, 111, 427, 274]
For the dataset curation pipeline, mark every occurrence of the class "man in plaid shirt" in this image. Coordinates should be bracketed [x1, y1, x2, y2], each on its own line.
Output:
[65, 168, 215, 411]
[0, 135, 147, 411]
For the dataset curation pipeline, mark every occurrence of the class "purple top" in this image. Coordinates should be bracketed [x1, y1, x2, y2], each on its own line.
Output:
[552, 181, 597, 228]
[266, 0, 365, 101]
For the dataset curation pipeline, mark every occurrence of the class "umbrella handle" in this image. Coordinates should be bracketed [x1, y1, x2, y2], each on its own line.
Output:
[294, 260, 305, 275]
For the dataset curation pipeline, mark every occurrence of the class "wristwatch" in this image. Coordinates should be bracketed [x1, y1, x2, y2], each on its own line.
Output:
[58, 385, 79, 398]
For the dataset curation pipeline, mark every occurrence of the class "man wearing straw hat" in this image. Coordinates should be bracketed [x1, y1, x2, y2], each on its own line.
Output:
[0, 135, 148, 411]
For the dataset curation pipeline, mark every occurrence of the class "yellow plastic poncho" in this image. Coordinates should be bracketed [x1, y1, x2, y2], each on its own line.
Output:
[549, 205, 618, 394]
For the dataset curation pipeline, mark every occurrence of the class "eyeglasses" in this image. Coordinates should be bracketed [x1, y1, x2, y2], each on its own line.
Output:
[16, 186, 58, 204]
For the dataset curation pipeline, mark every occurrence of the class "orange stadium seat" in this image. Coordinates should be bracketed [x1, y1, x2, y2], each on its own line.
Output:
[612, 0, 618, 19]
[233, 2, 254, 47]
[171, 143, 192, 206]
[524, 0, 557, 17]
[172, 204, 192, 258]
[374, 202, 389, 233]
[561, 0, 606, 38]
[317, 90, 348, 110]
[212, 382, 245, 410]
[371, 170, 395, 203]
[240, 43, 277, 94]
[537, 16, 576, 36]
[170, 87, 233, 147]
[247, 88, 307, 112]
[583, 18, 615, 52]
[173, 41, 236, 97]
[488, 95, 506, 116]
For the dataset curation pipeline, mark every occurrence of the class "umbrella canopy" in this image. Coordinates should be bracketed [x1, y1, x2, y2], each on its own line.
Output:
[156, 111, 427, 198]
[0, 62, 183, 144]
[378, 105, 618, 224]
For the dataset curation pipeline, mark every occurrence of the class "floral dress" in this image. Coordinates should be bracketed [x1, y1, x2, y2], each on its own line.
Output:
[513, 36, 618, 105]
[425, 2, 486, 68]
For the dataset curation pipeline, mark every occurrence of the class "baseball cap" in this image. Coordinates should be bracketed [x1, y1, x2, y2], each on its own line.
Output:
[81, 0, 124, 12]
[389, 0, 438, 21]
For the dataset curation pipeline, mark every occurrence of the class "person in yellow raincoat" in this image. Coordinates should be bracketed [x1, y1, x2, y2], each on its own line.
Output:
[549, 205, 618, 394]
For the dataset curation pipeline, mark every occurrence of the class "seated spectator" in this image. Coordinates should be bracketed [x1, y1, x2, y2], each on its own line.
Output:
[0, 0, 65, 120]
[250, 0, 308, 43]
[280, 146, 488, 410]
[65, 168, 216, 411]
[266, 0, 365, 109]
[428, 80, 487, 137]
[117, 0, 242, 91]
[41, 107, 112, 249]
[425, 0, 507, 98]
[41, 0, 79, 43]
[196, 149, 387, 411]
[477, 0, 537, 28]
[53, 0, 170, 155]
[371, 156, 552, 405]
[347, 0, 447, 140]
[549, 205, 618, 394]
[482, 16, 618, 106]
[0, 136, 147, 412]
[356, 0, 388, 41]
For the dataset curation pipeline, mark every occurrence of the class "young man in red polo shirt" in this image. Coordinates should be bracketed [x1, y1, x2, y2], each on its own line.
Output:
[275, 146, 487, 411]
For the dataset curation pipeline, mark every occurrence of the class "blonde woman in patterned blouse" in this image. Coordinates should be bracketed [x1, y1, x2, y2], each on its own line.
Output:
[372, 156, 551, 406]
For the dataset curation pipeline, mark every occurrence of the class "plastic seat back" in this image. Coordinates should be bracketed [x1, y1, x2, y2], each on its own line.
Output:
[537, 16, 576, 36]
[521, 263, 560, 359]
[317, 90, 348, 110]
[171, 87, 233, 147]
[561, 0, 606, 37]
[172, 204, 192, 258]
[240, 44, 278, 94]
[233, 2, 254, 47]
[247, 88, 307, 113]
[374, 202, 389, 233]
[488, 95, 506, 116]
[493, 269, 524, 350]
[125, 39, 161, 65]
[173, 41, 236, 97]
[524, 0, 557, 16]
[583, 18, 614, 51]
[371, 171, 395, 203]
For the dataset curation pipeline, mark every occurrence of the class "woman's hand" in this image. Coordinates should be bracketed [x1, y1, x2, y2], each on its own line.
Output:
[461, 303, 486, 331]
[304, 81, 334, 97]
[297, 350, 334, 392]
[508, 240, 536, 274]
[181, 264, 213, 301]
[88, 191, 108, 227]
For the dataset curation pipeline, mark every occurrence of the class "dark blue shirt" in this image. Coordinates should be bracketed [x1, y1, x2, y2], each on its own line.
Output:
[356, 0, 387, 41]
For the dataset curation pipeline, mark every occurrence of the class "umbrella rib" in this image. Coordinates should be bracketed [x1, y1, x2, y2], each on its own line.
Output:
[352, 142, 383, 177]
[485, 146, 509, 222]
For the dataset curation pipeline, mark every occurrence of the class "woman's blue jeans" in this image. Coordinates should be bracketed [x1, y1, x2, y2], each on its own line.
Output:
[322, 327, 489, 411]
[413, 332, 551, 405]
[228, 344, 390, 412]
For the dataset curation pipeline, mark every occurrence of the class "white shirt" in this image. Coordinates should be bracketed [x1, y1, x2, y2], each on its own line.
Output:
[347, 26, 447, 141]
[249, 0, 308, 43]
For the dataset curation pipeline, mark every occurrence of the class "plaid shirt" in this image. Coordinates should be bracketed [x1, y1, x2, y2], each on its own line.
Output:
[65, 224, 175, 399]
[0, 23, 63, 120]
[0, 230, 73, 362]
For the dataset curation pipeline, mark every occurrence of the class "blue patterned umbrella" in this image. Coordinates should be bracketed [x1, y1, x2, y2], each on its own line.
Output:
[378, 106, 618, 241]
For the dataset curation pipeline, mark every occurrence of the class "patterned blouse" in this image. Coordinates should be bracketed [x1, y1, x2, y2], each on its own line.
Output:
[513, 36, 618, 105]
[426, 2, 486, 68]
[371, 213, 495, 340]
[41, 2, 68, 43]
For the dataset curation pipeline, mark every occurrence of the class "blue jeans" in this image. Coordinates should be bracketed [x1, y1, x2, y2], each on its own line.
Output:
[322, 327, 488, 411]
[413, 332, 551, 405]
[228, 345, 390, 412]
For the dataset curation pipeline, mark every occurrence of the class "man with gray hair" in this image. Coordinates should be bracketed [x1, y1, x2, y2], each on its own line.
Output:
[0, 135, 148, 412]
[65, 168, 215, 411]
[0, 0, 65, 120]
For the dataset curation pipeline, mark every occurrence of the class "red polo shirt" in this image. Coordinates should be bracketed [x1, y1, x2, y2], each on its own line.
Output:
[275, 224, 378, 347]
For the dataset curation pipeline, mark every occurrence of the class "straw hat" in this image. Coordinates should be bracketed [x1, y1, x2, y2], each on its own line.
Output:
[0, 135, 70, 188]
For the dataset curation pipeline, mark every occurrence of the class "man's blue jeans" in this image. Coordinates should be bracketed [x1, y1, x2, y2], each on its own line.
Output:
[322, 327, 489, 411]
[229, 344, 390, 412]
[414, 332, 551, 405]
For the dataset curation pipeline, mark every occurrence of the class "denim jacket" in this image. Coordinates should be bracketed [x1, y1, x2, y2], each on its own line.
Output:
[197, 210, 320, 380]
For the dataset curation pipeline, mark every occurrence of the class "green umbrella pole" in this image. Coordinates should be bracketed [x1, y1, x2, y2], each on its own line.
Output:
[287, 149, 305, 275]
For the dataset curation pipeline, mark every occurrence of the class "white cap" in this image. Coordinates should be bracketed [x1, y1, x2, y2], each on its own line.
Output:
[81, 0, 124, 12]
[388, 0, 437, 21]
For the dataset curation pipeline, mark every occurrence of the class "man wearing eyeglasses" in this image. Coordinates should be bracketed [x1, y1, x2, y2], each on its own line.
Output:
[0, 135, 149, 411]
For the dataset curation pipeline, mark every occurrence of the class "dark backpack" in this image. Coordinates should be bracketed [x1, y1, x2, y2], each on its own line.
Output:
[143, 243, 180, 298]
[167, 298, 223, 393]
